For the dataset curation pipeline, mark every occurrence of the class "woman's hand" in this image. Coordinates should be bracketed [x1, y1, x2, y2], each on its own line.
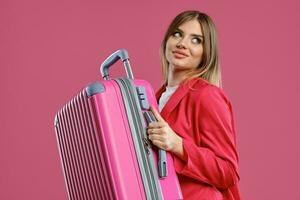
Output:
[147, 106, 185, 160]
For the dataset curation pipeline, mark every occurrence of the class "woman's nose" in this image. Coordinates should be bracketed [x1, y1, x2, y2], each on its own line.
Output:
[176, 38, 187, 49]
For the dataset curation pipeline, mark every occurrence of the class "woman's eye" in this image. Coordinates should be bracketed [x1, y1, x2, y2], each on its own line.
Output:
[172, 32, 181, 38]
[192, 37, 202, 44]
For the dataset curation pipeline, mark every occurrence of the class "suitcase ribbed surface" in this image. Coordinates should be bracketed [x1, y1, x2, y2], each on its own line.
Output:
[54, 90, 115, 200]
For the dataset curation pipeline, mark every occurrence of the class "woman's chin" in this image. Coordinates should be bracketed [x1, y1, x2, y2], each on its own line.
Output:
[170, 66, 193, 72]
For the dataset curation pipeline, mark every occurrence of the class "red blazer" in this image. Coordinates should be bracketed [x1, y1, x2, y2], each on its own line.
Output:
[156, 78, 242, 200]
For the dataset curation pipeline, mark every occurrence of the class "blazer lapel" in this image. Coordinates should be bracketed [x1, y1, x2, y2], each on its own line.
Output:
[155, 79, 199, 121]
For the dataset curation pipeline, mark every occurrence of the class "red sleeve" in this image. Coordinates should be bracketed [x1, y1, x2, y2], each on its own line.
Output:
[173, 85, 240, 190]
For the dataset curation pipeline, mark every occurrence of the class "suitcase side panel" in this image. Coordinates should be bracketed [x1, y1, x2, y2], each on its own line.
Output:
[81, 91, 114, 199]
[57, 101, 90, 200]
[55, 110, 77, 200]
[55, 89, 116, 200]
[90, 80, 146, 200]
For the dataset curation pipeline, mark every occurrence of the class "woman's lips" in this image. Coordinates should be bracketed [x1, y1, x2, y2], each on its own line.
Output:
[172, 50, 188, 59]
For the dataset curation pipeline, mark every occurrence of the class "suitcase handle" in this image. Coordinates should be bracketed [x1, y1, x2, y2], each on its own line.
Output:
[100, 49, 134, 80]
[144, 111, 168, 178]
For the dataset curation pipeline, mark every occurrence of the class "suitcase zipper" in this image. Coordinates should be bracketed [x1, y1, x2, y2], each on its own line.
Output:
[114, 78, 163, 200]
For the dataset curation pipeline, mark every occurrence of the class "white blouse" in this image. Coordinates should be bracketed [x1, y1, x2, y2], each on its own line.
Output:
[158, 85, 179, 112]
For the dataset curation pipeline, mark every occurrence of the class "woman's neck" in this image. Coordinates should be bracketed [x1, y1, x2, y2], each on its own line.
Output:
[167, 66, 191, 87]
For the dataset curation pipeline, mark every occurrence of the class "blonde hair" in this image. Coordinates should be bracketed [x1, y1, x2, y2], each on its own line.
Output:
[160, 10, 222, 88]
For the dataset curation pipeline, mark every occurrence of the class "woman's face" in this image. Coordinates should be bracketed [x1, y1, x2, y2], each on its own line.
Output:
[165, 19, 204, 72]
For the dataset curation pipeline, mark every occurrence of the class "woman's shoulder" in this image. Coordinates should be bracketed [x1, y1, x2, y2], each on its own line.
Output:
[186, 78, 230, 105]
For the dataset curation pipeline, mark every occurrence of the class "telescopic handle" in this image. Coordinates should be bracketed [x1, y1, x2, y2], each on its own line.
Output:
[100, 49, 134, 80]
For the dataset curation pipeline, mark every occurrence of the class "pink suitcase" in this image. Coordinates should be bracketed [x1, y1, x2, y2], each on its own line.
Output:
[54, 49, 183, 200]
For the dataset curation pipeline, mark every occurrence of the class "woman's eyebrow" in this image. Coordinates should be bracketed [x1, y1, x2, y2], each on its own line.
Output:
[191, 34, 204, 38]
[177, 28, 203, 38]
[175, 28, 183, 33]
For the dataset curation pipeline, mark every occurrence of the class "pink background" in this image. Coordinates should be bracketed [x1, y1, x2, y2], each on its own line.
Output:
[1, 0, 299, 199]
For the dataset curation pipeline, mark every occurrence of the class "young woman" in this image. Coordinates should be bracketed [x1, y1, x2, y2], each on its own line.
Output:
[147, 10, 242, 199]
